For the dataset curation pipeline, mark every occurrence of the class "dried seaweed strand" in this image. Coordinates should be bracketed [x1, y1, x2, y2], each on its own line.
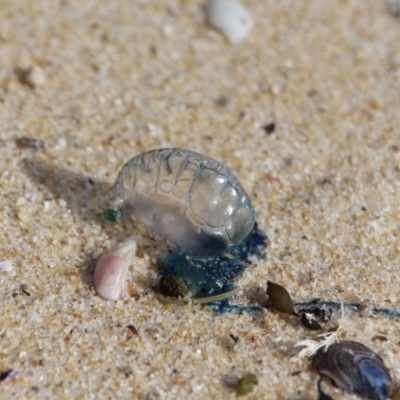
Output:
[160, 287, 239, 305]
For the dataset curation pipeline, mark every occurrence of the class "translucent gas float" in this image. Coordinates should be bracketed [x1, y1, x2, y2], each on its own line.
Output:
[109, 148, 255, 259]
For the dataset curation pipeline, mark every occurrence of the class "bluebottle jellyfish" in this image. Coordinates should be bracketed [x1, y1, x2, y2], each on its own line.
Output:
[98, 148, 266, 311]
[109, 148, 256, 259]
[312, 341, 392, 400]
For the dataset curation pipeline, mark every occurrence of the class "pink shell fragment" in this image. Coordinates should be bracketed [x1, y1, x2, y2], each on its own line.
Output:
[94, 235, 137, 301]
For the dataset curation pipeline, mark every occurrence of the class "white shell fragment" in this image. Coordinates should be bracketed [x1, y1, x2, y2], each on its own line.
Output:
[94, 235, 137, 301]
[205, 0, 253, 44]
[22, 65, 46, 87]
[27, 309, 42, 323]
[0, 259, 13, 272]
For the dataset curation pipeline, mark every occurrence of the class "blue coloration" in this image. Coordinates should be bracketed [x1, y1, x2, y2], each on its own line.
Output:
[312, 341, 391, 400]
[357, 357, 391, 400]
[373, 307, 400, 318]
[161, 223, 267, 313]
[226, 222, 267, 261]
[295, 300, 400, 318]
[294, 300, 362, 311]
[111, 148, 256, 259]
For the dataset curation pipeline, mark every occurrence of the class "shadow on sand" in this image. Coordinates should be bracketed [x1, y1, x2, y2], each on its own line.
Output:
[22, 158, 118, 289]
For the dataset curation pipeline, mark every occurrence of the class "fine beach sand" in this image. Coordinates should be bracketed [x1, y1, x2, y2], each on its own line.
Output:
[1, 1, 400, 399]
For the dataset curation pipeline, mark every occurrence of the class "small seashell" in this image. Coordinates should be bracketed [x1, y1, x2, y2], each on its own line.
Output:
[27, 309, 42, 323]
[205, 0, 253, 44]
[266, 281, 298, 316]
[110, 148, 255, 259]
[159, 274, 188, 298]
[22, 65, 46, 87]
[312, 340, 392, 400]
[0, 259, 13, 272]
[94, 235, 137, 301]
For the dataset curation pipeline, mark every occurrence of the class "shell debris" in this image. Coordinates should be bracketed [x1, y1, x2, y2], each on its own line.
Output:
[94, 235, 138, 301]
[0, 259, 13, 272]
[205, 0, 253, 44]
[312, 341, 392, 400]
[22, 65, 46, 87]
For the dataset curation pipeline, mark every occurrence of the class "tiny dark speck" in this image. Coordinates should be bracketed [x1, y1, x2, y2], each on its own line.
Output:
[229, 333, 239, 343]
[21, 284, 31, 296]
[0, 369, 18, 381]
[215, 96, 229, 106]
[263, 123, 276, 134]
[127, 324, 138, 335]
[372, 334, 388, 342]
[16, 136, 45, 152]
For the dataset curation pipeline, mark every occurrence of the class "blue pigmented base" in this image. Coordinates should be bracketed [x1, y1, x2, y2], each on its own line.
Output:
[161, 223, 267, 314]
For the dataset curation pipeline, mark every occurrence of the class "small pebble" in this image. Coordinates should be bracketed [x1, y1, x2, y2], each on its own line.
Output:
[215, 95, 229, 106]
[0, 259, 13, 272]
[263, 122, 276, 134]
[205, 0, 253, 44]
[22, 65, 46, 87]
[159, 274, 188, 297]
[127, 324, 139, 335]
[387, 0, 400, 18]
[27, 309, 42, 323]
[235, 373, 258, 395]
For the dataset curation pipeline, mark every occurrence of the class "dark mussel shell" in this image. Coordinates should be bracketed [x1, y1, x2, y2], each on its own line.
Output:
[312, 340, 391, 400]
